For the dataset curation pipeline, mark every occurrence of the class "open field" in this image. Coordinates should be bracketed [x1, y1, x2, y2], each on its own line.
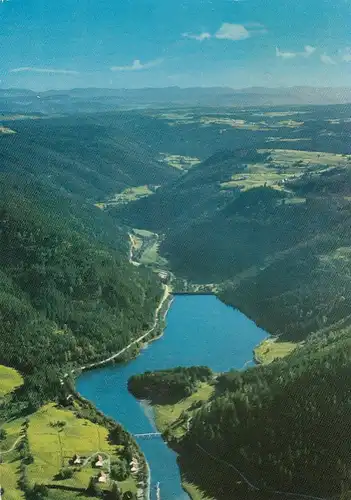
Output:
[95, 185, 154, 210]
[221, 148, 350, 192]
[200, 117, 266, 130]
[42, 491, 81, 500]
[221, 168, 287, 192]
[261, 148, 351, 167]
[26, 403, 136, 494]
[153, 111, 310, 131]
[253, 111, 309, 117]
[0, 126, 16, 134]
[131, 228, 168, 268]
[183, 481, 214, 500]
[254, 338, 298, 364]
[265, 137, 311, 143]
[159, 153, 200, 170]
[1, 458, 24, 500]
[138, 240, 168, 267]
[0, 402, 138, 499]
[154, 383, 214, 439]
[0, 114, 41, 121]
[0, 365, 23, 397]
[1, 417, 25, 452]
[0, 418, 25, 500]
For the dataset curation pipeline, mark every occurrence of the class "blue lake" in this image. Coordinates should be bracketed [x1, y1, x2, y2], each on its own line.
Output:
[77, 294, 268, 500]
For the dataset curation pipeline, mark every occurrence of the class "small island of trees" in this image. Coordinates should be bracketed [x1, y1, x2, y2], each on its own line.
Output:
[128, 366, 213, 404]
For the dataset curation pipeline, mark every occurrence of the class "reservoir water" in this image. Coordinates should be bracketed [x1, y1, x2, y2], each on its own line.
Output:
[77, 294, 268, 500]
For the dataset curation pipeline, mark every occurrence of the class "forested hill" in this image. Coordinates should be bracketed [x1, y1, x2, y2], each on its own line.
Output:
[0, 178, 162, 410]
[175, 323, 351, 500]
[0, 113, 179, 202]
[0, 109, 183, 405]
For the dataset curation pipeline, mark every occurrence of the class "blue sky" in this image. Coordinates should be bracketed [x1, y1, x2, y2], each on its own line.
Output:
[0, 0, 350, 90]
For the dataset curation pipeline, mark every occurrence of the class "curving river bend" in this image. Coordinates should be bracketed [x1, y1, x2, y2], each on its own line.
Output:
[77, 294, 269, 500]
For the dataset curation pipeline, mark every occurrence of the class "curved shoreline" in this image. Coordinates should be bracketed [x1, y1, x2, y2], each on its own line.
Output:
[78, 284, 170, 373]
[70, 285, 172, 500]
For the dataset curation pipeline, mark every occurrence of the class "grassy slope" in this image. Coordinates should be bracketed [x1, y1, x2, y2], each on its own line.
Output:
[27, 403, 137, 494]
[154, 383, 214, 438]
[0, 420, 25, 500]
[131, 229, 168, 268]
[182, 481, 214, 500]
[96, 185, 154, 210]
[1, 457, 24, 500]
[0, 366, 25, 499]
[253, 339, 298, 364]
[0, 365, 23, 397]
[0, 399, 139, 499]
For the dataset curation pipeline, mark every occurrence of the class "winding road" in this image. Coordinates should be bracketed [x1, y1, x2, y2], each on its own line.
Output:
[0, 435, 23, 455]
[78, 284, 170, 372]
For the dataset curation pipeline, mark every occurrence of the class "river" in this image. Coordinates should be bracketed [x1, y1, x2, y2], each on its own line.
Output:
[77, 294, 269, 500]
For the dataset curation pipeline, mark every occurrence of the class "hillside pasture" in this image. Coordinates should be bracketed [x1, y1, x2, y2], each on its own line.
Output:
[221, 149, 350, 192]
[254, 338, 298, 364]
[159, 153, 200, 170]
[96, 185, 155, 210]
[0, 126, 16, 134]
[26, 403, 132, 492]
[0, 459, 24, 500]
[0, 365, 23, 397]
[0, 418, 25, 500]
[154, 382, 214, 439]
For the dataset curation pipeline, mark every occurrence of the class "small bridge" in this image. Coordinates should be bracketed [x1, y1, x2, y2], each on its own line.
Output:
[134, 432, 162, 439]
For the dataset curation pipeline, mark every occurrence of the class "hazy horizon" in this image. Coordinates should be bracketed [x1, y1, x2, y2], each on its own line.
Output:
[3, 84, 351, 93]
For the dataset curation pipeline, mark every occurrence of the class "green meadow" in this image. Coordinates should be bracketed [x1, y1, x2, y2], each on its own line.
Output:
[153, 382, 214, 439]
[26, 403, 137, 494]
[0, 365, 23, 397]
[254, 338, 298, 364]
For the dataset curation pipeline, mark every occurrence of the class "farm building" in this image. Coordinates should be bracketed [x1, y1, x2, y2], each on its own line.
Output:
[95, 455, 104, 467]
[72, 454, 82, 465]
[98, 471, 107, 483]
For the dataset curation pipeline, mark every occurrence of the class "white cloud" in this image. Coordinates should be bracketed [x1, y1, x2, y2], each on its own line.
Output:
[215, 23, 250, 41]
[9, 67, 79, 75]
[341, 47, 351, 62]
[182, 32, 211, 41]
[183, 22, 266, 42]
[320, 53, 336, 65]
[110, 58, 163, 71]
[303, 45, 316, 57]
[276, 45, 317, 59]
[276, 47, 297, 59]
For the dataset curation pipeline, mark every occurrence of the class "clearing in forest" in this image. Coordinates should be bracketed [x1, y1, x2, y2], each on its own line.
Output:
[154, 382, 214, 439]
[26, 403, 137, 494]
[221, 149, 350, 192]
[0, 365, 23, 397]
[254, 338, 298, 364]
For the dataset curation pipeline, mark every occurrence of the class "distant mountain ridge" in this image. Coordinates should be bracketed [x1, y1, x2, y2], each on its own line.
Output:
[1, 86, 351, 113]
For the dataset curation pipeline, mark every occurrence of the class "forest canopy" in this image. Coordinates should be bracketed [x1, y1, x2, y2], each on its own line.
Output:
[128, 366, 213, 404]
